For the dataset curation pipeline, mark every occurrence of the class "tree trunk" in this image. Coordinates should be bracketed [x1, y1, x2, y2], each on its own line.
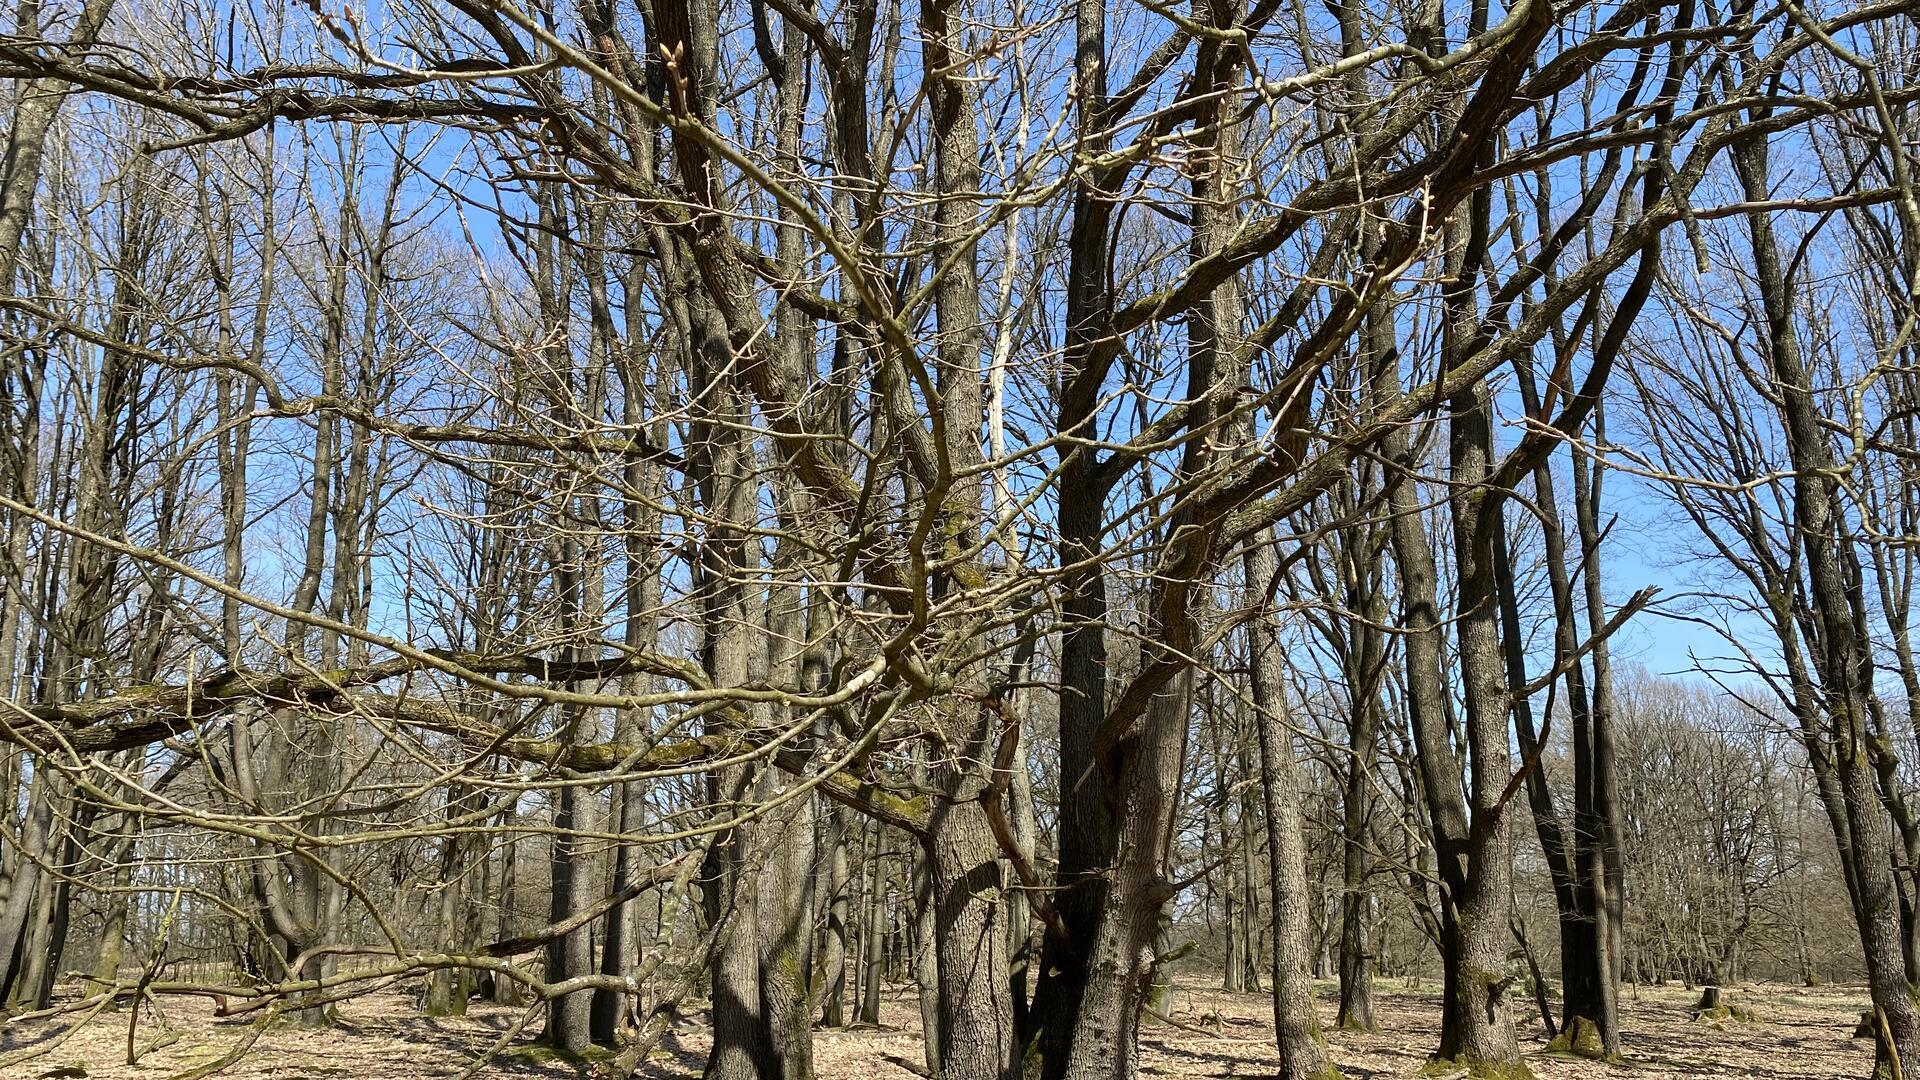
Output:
[820, 806, 851, 1027]
[545, 779, 595, 1052]
[704, 765, 770, 1080]
[858, 822, 884, 1026]
[1034, 0, 1120, 1057]
[914, 842, 944, 1076]
[1335, 629, 1381, 1033]
[1061, 673, 1192, 1080]
[1732, 128, 1920, 1077]
[1444, 379, 1529, 1078]
[925, 757, 1017, 1080]
[1382, 393, 1474, 1064]
[1247, 538, 1338, 1080]
[0, 765, 54, 1005]
[758, 781, 817, 1080]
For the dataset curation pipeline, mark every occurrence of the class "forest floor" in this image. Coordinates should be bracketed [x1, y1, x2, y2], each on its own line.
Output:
[0, 976, 1876, 1079]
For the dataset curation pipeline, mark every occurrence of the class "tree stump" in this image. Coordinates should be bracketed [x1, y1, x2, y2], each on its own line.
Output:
[1690, 985, 1751, 1023]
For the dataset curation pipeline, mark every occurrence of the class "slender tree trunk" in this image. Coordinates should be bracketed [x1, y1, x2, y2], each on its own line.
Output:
[913, 840, 943, 1075]
[424, 804, 474, 1017]
[0, 0, 117, 289]
[1382, 400, 1472, 1061]
[546, 778, 595, 1051]
[1335, 594, 1382, 1033]
[1732, 128, 1920, 1078]
[858, 822, 884, 1026]
[1035, 0, 1119, 1056]
[491, 821, 525, 1006]
[820, 805, 851, 1027]
[1569, 424, 1625, 1056]
[1248, 534, 1339, 1080]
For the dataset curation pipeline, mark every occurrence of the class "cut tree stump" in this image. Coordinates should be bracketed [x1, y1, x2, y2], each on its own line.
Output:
[1690, 986, 1753, 1023]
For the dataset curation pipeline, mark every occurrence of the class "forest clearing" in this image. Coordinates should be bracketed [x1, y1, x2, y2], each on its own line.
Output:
[0, 979, 1879, 1079]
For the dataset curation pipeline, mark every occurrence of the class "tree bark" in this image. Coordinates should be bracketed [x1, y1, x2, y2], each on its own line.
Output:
[1443, 378, 1528, 1078]
[1248, 536, 1339, 1080]
[1732, 128, 1920, 1078]
[1060, 673, 1192, 1080]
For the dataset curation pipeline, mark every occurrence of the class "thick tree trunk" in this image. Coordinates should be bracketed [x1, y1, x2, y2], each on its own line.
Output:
[7, 808, 75, 1013]
[0, 765, 53, 1006]
[704, 766, 770, 1080]
[758, 781, 817, 1080]
[87, 829, 135, 1001]
[926, 763, 1017, 1080]
[1061, 674, 1191, 1080]
[917, 1, 1018, 1069]
[1444, 381, 1529, 1079]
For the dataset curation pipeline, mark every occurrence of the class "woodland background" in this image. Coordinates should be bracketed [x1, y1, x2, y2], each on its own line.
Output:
[1, 0, 1918, 1078]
